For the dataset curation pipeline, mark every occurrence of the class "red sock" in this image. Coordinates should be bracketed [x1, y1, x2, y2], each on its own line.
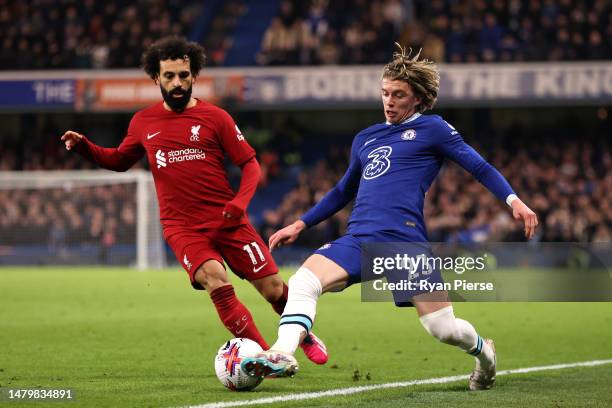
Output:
[270, 283, 289, 316]
[210, 285, 270, 350]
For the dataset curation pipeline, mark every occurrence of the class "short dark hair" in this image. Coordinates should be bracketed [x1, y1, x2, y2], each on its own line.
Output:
[141, 36, 206, 79]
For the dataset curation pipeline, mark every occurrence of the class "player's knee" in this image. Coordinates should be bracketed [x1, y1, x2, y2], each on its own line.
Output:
[288, 267, 323, 297]
[287, 271, 301, 288]
[194, 262, 229, 291]
[419, 306, 461, 346]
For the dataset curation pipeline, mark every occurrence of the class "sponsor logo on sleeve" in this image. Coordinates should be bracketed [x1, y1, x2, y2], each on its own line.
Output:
[183, 254, 192, 271]
[235, 125, 245, 141]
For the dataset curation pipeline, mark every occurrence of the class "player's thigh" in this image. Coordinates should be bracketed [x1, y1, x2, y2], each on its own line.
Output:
[308, 235, 365, 292]
[216, 223, 279, 281]
[412, 291, 452, 317]
[165, 227, 225, 290]
[302, 254, 350, 293]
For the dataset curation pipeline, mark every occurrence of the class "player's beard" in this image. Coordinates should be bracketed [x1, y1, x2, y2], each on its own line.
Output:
[161, 84, 192, 112]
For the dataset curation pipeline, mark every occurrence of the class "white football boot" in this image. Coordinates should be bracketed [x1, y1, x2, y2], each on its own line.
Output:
[469, 338, 496, 390]
[241, 350, 299, 378]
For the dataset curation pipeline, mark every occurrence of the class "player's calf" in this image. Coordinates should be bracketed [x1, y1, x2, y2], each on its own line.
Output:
[260, 277, 329, 365]
[419, 305, 496, 383]
[270, 267, 322, 355]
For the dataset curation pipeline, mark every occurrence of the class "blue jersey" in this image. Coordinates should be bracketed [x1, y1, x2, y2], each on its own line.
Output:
[301, 113, 515, 241]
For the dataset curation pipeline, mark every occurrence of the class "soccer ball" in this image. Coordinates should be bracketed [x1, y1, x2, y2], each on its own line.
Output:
[214, 338, 264, 391]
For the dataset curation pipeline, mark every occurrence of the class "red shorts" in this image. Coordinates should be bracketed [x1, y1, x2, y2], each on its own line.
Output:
[164, 223, 279, 290]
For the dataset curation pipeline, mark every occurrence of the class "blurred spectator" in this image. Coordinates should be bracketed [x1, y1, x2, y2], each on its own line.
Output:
[203, 0, 246, 66]
[0, 185, 137, 247]
[256, 0, 611, 66]
[0, 0, 203, 70]
[1, 0, 610, 69]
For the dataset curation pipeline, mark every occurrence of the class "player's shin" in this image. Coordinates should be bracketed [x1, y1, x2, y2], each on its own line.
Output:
[269, 283, 289, 315]
[271, 267, 322, 354]
[210, 285, 270, 350]
[419, 306, 495, 368]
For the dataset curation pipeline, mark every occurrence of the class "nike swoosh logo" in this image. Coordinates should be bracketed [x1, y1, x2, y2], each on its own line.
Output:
[147, 131, 161, 140]
[253, 263, 268, 273]
[235, 323, 248, 334]
[364, 138, 376, 146]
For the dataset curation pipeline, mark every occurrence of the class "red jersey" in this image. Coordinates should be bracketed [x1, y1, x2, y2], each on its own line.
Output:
[76, 100, 255, 229]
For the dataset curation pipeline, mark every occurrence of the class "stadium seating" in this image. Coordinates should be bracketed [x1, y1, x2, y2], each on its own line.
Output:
[256, 0, 612, 65]
[1, 0, 609, 69]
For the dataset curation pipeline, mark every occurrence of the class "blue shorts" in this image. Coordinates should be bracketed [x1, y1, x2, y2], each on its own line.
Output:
[314, 233, 445, 306]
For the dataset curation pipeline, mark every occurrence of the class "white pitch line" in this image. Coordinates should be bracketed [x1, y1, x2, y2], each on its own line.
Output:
[186, 358, 612, 408]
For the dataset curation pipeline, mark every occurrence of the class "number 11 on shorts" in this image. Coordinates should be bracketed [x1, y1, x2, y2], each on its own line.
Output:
[242, 242, 265, 265]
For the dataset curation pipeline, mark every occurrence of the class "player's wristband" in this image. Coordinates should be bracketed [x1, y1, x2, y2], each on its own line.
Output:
[506, 194, 519, 207]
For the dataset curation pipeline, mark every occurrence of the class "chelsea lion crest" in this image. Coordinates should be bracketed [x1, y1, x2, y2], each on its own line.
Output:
[401, 129, 416, 140]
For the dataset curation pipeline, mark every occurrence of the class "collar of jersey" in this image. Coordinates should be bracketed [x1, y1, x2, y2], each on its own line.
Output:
[385, 112, 421, 126]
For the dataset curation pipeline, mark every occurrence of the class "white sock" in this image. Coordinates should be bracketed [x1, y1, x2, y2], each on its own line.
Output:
[271, 267, 322, 354]
[419, 306, 495, 369]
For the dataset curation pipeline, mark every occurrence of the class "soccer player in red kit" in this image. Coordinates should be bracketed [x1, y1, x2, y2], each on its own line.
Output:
[60, 36, 327, 365]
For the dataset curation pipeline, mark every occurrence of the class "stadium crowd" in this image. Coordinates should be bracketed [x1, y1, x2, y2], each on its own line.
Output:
[0, 0, 203, 69]
[258, 139, 612, 244]
[258, 0, 612, 65]
[0, 0, 609, 69]
[0, 184, 137, 262]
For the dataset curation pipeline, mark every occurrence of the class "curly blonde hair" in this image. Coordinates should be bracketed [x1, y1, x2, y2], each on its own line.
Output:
[382, 43, 440, 112]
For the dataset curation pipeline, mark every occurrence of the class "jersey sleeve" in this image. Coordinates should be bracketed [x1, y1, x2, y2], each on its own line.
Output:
[215, 109, 256, 166]
[300, 135, 362, 227]
[75, 115, 145, 172]
[432, 117, 515, 203]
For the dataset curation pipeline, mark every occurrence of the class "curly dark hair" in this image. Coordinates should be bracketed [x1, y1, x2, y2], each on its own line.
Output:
[141, 36, 206, 79]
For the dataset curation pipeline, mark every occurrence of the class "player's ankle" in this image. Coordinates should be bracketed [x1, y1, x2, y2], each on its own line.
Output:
[272, 324, 305, 355]
[477, 343, 495, 368]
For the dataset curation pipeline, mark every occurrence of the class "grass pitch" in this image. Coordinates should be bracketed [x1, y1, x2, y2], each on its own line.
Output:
[1, 267, 611, 407]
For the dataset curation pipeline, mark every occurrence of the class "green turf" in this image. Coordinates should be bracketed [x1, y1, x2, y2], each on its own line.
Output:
[1, 267, 611, 407]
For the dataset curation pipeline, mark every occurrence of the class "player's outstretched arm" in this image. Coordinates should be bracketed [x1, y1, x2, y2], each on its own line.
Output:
[510, 197, 538, 240]
[61, 130, 83, 151]
[269, 220, 306, 250]
[435, 119, 539, 240]
[60, 128, 144, 172]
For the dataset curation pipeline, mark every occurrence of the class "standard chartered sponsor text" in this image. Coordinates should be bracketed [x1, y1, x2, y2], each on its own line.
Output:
[168, 148, 205, 163]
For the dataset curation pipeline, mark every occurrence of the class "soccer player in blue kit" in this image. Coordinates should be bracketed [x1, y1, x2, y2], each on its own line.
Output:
[242, 47, 539, 390]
